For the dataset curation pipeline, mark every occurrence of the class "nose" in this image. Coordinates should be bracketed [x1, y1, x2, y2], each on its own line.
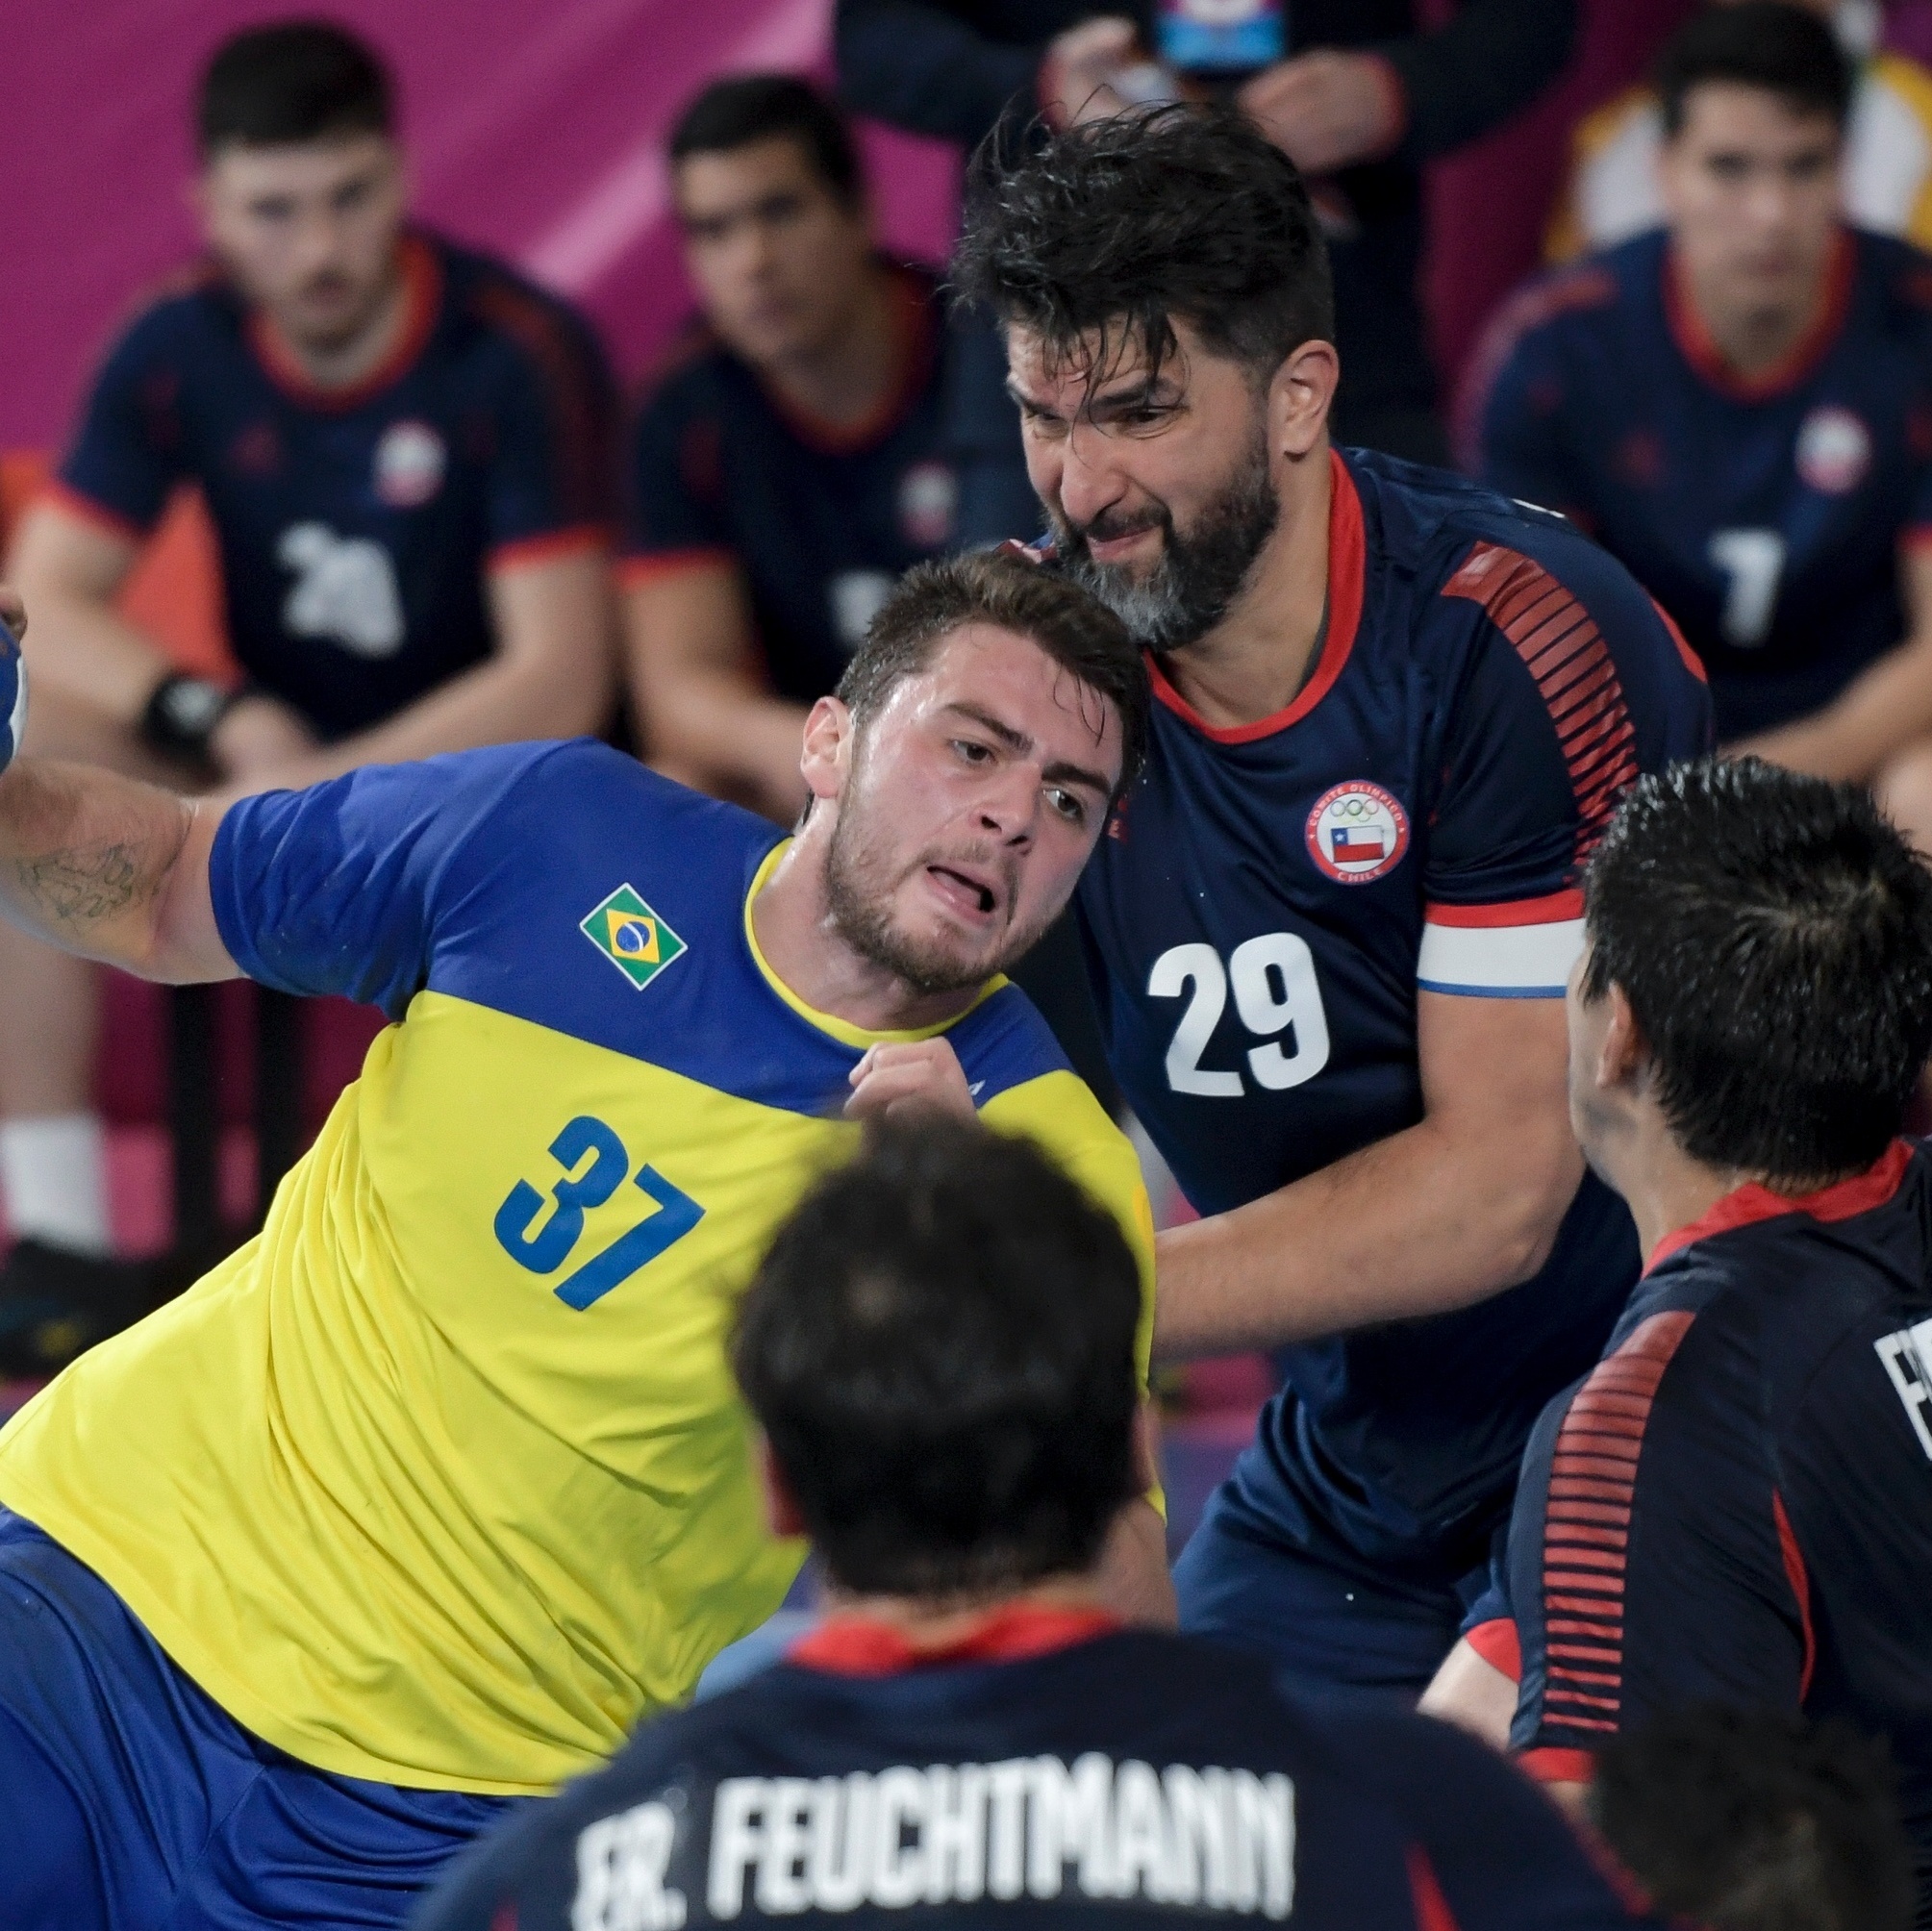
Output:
[975, 759, 1042, 846]
[1052, 421, 1131, 534]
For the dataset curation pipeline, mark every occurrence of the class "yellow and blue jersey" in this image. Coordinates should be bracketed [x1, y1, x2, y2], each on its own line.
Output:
[0, 740, 1154, 1795]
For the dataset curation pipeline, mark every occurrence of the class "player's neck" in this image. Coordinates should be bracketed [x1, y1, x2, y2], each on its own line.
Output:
[1678, 252, 1832, 384]
[257, 243, 413, 394]
[816, 1570, 1113, 1651]
[1152, 442, 1332, 731]
[760, 263, 901, 435]
[751, 829, 988, 1035]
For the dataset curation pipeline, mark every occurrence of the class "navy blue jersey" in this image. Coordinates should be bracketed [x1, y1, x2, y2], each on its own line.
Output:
[1494, 1140, 1932, 1913]
[1079, 449, 1711, 1566]
[1464, 228, 1932, 742]
[622, 264, 959, 704]
[57, 233, 616, 740]
[412, 1612, 1655, 1931]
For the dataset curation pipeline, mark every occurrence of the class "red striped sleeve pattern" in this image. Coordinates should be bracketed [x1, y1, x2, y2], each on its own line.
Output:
[1538, 1310, 1696, 1738]
[1442, 542, 1641, 867]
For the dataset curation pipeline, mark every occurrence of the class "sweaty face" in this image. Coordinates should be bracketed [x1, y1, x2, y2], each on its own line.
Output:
[200, 134, 406, 353]
[676, 138, 873, 370]
[1659, 85, 1843, 329]
[823, 625, 1122, 995]
[1009, 322, 1280, 651]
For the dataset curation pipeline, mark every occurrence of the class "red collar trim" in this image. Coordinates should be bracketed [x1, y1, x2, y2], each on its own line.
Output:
[246, 235, 442, 413]
[1663, 228, 1857, 402]
[788, 1604, 1123, 1677]
[1148, 446, 1365, 745]
[762, 264, 935, 456]
[1644, 1138, 1914, 1275]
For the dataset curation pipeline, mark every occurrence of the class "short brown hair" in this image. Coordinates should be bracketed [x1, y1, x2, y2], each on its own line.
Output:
[838, 550, 1148, 796]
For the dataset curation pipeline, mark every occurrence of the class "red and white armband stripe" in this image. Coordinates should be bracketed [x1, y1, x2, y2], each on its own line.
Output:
[1416, 890, 1585, 999]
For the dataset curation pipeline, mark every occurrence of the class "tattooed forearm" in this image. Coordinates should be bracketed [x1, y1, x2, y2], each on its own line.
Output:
[17, 839, 156, 931]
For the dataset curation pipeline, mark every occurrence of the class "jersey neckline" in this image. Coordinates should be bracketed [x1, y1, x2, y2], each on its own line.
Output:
[788, 1603, 1124, 1676]
[756, 262, 938, 457]
[1145, 446, 1366, 745]
[1644, 1136, 1914, 1274]
[1662, 226, 1858, 403]
[245, 233, 444, 414]
[740, 839, 1007, 1050]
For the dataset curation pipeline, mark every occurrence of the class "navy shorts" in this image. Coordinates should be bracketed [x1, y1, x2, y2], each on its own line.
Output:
[0, 1510, 520, 1930]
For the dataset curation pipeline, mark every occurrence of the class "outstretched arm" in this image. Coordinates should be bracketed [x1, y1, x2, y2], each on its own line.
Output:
[0, 757, 235, 984]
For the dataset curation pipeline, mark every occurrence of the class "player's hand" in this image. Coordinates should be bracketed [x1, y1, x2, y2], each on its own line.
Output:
[0, 585, 28, 776]
[210, 692, 320, 787]
[1239, 50, 1405, 174]
[844, 1038, 978, 1123]
[1041, 16, 1142, 129]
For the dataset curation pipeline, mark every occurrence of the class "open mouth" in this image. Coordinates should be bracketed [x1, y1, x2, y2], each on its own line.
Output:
[927, 865, 998, 918]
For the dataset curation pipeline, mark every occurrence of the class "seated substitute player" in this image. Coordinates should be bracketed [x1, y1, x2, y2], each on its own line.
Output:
[625, 75, 965, 824]
[951, 105, 1712, 1700]
[1466, 6, 1932, 845]
[0, 21, 617, 1360]
[415, 1116, 1661, 1931]
[1543, 0, 1932, 266]
[1421, 759, 1932, 1908]
[0, 556, 1166, 1931]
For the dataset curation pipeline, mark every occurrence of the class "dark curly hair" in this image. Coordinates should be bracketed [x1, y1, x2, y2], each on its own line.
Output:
[951, 102, 1333, 388]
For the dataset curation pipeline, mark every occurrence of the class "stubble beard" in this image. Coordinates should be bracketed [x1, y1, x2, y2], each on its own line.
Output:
[1055, 424, 1280, 652]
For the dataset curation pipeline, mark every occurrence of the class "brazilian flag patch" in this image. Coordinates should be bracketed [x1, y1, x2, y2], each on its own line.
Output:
[581, 883, 688, 991]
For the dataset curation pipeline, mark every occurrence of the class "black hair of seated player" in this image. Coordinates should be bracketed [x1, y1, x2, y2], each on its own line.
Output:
[1655, 3, 1852, 139]
[732, 1116, 1142, 1599]
[1590, 1704, 1916, 1931]
[669, 73, 863, 209]
[198, 20, 393, 158]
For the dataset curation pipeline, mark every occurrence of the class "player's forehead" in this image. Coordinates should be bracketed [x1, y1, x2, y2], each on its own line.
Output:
[1669, 80, 1842, 159]
[202, 130, 395, 197]
[1004, 316, 1210, 417]
[674, 136, 837, 222]
[881, 621, 1122, 771]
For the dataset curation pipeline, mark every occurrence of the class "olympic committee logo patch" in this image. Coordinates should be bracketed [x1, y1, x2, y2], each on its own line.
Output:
[581, 884, 688, 991]
[1306, 780, 1410, 885]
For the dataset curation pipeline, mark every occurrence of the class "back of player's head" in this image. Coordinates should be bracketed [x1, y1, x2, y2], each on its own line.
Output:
[838, 549, 1149, 795]
[1656, 3, 1852, 139]
[197, 20, 393, 158]
[952, 103, 1333, 389]
[732, 1117, 1143, 1598]
[1591, 1705, 1915, 1931]
[1583, 757, 1932, 1186]
[669, 74, 861, 208]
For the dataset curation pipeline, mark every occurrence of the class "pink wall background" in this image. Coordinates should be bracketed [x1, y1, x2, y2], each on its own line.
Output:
[5, 0, 1693, 459]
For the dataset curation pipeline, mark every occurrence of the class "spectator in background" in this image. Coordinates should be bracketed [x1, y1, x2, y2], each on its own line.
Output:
[414, 1117, 1660, 1931]
[1544, 0, 1932, 263]
[1465, 5, 1932, 847]
[1421, 760, 1932, 1914]
[835, 0, 1578, 474]
[0, 21, 616, 1367]
[625, 77, 963, 823]
[1592, 1707, 1917, 1931]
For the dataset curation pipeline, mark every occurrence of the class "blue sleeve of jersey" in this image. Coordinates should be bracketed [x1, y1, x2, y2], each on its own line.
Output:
[57, 308, 187, 538]
[482, 291, 618, 561]
[1321, 1708, 1657, 1927]
[1508, 1292, 1804, 1779]
[624, 376, 734, 564]
[208, 741, 573, 1019]
[1463, 304, 1587, 525]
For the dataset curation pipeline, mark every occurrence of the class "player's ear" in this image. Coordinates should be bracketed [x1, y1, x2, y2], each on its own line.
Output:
[757, 1438, 809, 1541]
[1598, 981, 1647, 1091]
[1268, 338, 1340, 465]
[799, 695, 854, 805]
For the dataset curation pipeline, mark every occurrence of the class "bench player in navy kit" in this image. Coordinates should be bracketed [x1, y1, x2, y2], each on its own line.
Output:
[1423, 760, 1932, 1918]
[417, 1119, 1659, 1931]
[954, 106, 1712, 1701]
[0, 23, 615, 1353]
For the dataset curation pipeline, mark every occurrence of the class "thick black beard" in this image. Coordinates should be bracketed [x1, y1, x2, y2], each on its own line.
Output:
[1055, 430, 1280, 651]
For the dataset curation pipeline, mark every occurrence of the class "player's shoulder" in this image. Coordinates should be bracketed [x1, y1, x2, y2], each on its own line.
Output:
[1849, 224, 1932, 329]
[1468, 238, 1643, 380]
[91, 255, 238, 373]
[632, 313, 740, 423]
[433, 232, 610, 379]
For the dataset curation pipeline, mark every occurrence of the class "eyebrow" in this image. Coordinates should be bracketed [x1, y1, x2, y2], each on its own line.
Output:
[943, 701, 1113, 798]
[1004, 375, 1172, 422]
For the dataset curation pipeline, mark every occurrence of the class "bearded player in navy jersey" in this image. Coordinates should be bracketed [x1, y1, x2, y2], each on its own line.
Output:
[953, 105, 1712, 1703]
[1466, 6, 1932, 842]
[1423, 760, 1932, 1918]
[0, 22, 615, 1358]
[417, 1118, 1658, 1931]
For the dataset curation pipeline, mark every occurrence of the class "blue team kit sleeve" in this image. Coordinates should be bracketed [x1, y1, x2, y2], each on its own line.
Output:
[207, 741, 573, 1019]
[57, 296, 197, 537]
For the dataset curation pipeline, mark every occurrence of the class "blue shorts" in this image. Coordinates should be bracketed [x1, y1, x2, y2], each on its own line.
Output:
[0, 1510, 520, 1930]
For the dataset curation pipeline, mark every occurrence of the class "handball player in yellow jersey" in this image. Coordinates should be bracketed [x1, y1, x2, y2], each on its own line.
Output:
[0, 553, 1162, 1930]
